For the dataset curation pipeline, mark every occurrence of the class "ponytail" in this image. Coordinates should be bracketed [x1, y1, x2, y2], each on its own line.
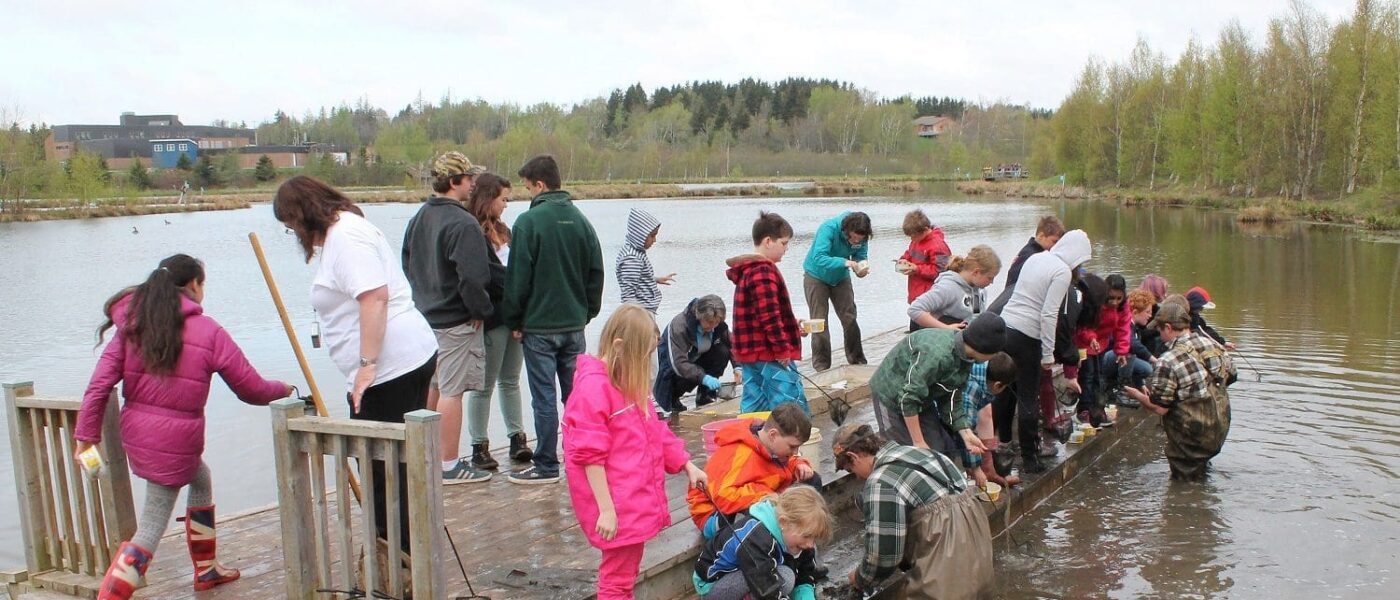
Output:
[99, 254, 205, 374]
[947, 245, 1001, 276]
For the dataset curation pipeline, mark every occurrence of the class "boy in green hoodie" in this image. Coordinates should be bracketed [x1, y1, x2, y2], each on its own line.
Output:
[503, 154, 605, 485]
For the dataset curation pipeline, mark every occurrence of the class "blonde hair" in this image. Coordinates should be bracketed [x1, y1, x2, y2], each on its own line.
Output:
[770, 486, 833, 542]
[946, 244, 1001, 276]
[597, 304, 660, 409]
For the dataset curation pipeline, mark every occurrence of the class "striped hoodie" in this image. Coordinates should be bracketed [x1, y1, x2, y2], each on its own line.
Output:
[616, 208, 662, 313]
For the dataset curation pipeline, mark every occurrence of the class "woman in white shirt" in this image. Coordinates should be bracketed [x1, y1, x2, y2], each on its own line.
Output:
[273, 175, 437, 558]
[464, 174, 530, 467]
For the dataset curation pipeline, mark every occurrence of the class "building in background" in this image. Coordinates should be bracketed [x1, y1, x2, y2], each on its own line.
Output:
[913, 115, 953, 138]
[45, 113, 253, 169]
[151, 139, 198, 169]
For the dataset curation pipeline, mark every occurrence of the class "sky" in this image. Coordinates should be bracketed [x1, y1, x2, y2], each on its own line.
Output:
[0, 0, 1357, 128]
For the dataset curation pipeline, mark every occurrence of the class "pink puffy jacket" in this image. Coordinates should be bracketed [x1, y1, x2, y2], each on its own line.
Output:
[77, 294, 287, 487]
[563, 354, 691, 549]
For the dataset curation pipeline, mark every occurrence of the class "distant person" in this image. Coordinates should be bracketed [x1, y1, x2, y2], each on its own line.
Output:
[995, 229, 1091, 473]
[1122, 303, 1235, 481]
[503, 154, 605, 485]
[401, 151, 494, 483]
[1139, 274, 1169, 303]
[1185, 286, 1235, 350]
[802, 211, 872, 371]
[1005, 215, 1065, 286]
[275, 175, 438, 577]
[726, 211, 809, 413]
[833, 423, 993, 600]
[465, 173, 532, 466]
[897, 209, 951, 331]
[616, 208, 674, 314]
[686, 402, 819, 536]
[78, 254, 293, 598]
[692, 485, 832, 600]
[562, 304, 708, 600]
[908, 245, 1001, 330]
[654, 295, 736, 414]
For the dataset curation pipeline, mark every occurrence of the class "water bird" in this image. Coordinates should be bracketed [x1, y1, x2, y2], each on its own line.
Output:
[164, 219, 171, 225]
[131, 227, 139, 234]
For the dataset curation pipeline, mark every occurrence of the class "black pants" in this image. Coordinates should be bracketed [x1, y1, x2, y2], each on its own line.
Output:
[993, 329, 1043, 459]
[1077, 353, 1102, 419]
[653, 342, 732, 413]
[349, 357, 434, 552]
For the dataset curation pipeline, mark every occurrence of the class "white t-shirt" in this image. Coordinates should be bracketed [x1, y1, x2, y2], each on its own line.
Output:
[310, 211, 437, 389]
[495, 242, 510, 266]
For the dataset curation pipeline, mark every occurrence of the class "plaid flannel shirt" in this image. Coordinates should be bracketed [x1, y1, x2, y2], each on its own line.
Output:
[1147, 333, 1214, 409]
[728, 258, 802, 363]
[856, 442, 968, 589]
[957, 362, 997, 466]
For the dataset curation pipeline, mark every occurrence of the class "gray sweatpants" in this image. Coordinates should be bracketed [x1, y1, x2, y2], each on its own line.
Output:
[702, 565, 796, 599]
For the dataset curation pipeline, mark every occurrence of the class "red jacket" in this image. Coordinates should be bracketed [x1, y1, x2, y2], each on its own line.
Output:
[900, 228, 952, 302]
[1075, 302, 1131, 358]
[726, 254, 802, 363]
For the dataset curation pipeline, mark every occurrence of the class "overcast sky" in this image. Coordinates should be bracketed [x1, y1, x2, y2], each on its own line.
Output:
[2, 0, 1355, 127]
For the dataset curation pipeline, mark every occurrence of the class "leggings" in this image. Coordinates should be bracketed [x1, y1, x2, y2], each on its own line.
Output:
[994, 329, 1045, 458]
[131, 462, 212, 552]
[351, 357, 435, 552]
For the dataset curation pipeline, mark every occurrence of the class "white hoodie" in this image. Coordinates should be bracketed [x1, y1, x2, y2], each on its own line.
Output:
[1001, 229, 1092, 364]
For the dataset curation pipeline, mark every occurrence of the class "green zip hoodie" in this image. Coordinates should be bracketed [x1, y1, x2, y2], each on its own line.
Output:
[501, 190, 604, 333]
[870, 328, 976, 432]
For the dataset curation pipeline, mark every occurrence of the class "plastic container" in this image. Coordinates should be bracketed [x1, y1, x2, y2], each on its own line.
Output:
[1069, 430, 1085, 444]
[737, 411, 771, 421]
[802, 319, 827, 334]
[702, 418, 750, 455]
[796, 427, 823, 464]
[984, 481, 1002, 502]
[78, 446, 104, 476]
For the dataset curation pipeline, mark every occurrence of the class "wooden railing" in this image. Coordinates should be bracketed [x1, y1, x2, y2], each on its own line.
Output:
[269, 398, 444, 600]
[2, 381, 137, 599]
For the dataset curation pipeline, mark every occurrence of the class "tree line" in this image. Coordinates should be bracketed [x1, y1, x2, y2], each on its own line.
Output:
[1039, 0, 1400, 202]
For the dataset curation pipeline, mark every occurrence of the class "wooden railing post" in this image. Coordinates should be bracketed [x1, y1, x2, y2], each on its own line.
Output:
[4, 381, 45, 575]
[270, 398, 316, 599]
[403, 409, 443, 599]
[95, 391, 135, 550]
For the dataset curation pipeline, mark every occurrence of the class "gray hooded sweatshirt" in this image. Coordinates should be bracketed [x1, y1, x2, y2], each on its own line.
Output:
[616, 208, 662, 313]
[1001, 229, 1092, 364]
[908, 270, 985, 325]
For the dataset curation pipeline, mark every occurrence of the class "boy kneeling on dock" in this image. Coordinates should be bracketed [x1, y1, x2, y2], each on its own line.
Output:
[687, 403, 821, 538]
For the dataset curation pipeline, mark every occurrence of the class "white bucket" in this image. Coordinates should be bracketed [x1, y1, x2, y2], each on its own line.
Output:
[797, 427, 823, 464]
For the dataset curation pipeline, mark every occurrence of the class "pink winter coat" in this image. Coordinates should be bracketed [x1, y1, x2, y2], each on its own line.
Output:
[76, 294, 288, 487]
[562, 354, 691, 549]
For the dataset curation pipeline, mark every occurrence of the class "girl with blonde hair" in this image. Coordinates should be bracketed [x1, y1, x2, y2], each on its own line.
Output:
[562, 304, 709, 599]
[908, 244, 1002, 330]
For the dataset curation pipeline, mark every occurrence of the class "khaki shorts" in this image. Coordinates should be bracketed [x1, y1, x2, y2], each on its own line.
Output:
[430, 322, 486, 397]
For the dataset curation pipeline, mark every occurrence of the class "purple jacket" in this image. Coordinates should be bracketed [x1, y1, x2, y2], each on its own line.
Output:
[77, 294, 287, 487]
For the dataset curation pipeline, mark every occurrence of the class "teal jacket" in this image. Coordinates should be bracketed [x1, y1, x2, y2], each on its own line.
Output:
[501, 190, 605, 333]
[870, 329, 976, 432]
[802, 211, 868, 286]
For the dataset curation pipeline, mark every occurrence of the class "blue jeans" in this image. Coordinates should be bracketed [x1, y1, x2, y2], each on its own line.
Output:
[521, 330, 586, 474]
[1101, 351, 1152, 389]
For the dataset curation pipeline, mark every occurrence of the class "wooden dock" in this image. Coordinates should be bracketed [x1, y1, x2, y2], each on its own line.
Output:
[5, 327, 1155, 599]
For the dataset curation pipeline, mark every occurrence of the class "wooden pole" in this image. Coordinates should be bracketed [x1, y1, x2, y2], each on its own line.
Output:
[248, 232, 363, 502]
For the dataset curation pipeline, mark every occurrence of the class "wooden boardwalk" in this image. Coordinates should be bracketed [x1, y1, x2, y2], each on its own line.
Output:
[9, 326, 1155, 599]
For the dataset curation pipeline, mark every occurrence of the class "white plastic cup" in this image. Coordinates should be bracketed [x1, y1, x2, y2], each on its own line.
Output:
[802, 319, 827, 334]
[78, 446, 104, 476]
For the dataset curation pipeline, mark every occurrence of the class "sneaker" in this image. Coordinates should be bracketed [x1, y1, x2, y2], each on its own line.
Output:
[508, 466, 560, 485]
[442, 460, 492, 485]
[509, 432, 533, 463]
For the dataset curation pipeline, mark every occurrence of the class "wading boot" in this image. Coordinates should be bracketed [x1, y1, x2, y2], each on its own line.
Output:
[97, 541, 152, 600]
[183, 504, 240, 591]
[509, 432, 533, 462]
[471, 442, 499, 470]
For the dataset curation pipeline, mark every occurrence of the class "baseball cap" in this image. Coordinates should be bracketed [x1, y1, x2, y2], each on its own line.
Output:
[1185, 286, 1216, 310]
[1148, 302, 1191, 329]
[431, 151, 487, 178]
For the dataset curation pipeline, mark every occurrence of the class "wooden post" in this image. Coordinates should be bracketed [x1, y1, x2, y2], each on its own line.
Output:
[4, 381, 46, 575]
[270, 399, 316, 599]
[403, 409, 443, 599]
[95, 394, 135, 559]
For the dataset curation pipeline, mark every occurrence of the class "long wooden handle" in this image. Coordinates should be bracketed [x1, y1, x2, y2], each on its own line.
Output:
[248, 232, 363, 503]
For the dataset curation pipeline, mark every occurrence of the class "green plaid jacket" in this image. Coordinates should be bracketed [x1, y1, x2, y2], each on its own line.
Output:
[856, 442, 968, 588]
[1148, 331, 1229, 408]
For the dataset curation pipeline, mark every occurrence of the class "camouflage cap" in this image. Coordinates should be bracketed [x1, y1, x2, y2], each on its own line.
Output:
[1148, 302, 1191, 329]
[431, 151, 487, 179]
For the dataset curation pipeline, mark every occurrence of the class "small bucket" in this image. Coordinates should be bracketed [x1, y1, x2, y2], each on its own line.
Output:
[702, 418, 750, 455]
[796, 427, 823, 464]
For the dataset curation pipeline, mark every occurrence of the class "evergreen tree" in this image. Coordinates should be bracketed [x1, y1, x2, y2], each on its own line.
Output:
[175, 153, 192, 171]
[194, 154, 218, 186]
[254, 154, 277, 181]
[127, 158, 151, 189]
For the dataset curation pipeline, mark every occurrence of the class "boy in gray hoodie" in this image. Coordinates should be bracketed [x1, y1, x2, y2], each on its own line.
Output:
[616, 208, 675, 314]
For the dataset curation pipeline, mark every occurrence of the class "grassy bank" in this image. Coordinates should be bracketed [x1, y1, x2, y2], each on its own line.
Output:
[0, 197, 252, 223]
[956, 180, 1400, 231]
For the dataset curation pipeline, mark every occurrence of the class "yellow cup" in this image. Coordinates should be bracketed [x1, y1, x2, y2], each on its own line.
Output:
[1105, 405, 1119, 422]
[802, 319, 827, 334]
[985, 481, 1002, 502]
[78, 446, 104, 475]
[1083, 426, 1098, 438]
[1069, 430, 1085, 444]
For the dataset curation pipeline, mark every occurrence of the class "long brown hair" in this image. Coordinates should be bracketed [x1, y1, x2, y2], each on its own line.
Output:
[467, 173, 512, 249]
[273, 175, 364, 262]
[597, 304, 659, 410]
[97, 254, 205, 374]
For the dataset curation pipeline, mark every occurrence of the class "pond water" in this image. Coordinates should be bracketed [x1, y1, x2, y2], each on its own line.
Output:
[1, 185, 1396, 598]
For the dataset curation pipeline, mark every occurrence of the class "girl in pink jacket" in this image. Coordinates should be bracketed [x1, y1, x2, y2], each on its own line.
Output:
[76, 254, 291, 600]
[563, 304, 709, 599]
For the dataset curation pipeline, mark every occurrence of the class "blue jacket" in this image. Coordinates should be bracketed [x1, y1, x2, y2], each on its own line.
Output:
[693, 500, 817, 600]
[802, 212, 868, 286]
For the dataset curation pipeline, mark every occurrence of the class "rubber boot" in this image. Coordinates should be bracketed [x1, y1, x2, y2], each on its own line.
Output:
[184, 504, 241, 591]
[97, 541, 152, 600]
[510, 432, 533, 462]
[471, 442, 499, 470]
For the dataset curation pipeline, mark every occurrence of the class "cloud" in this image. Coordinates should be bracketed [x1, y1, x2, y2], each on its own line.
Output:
[0, 0, 1355, 127]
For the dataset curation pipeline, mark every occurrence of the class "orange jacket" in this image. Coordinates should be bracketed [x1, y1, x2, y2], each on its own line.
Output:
[686, 418, 812, 529]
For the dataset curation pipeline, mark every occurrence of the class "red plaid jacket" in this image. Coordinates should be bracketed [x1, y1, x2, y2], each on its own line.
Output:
[726, 254, 802, 363]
